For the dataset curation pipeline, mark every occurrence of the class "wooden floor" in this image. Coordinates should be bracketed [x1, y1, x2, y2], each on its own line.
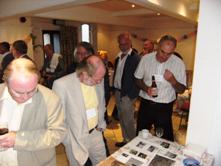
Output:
[56, 95, 188, 166]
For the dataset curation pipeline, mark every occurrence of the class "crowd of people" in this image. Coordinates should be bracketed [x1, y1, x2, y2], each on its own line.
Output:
[0, 32, 186, 166]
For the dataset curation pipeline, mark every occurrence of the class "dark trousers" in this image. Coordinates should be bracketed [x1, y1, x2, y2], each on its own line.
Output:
[136, 98, 174, 141]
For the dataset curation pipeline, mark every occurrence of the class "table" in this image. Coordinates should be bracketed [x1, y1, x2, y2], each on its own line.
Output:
[98, 135, 214, 166]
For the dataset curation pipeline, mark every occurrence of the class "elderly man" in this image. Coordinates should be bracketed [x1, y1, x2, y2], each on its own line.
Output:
[0, 58, 66, 166]
[66, 42, 95, 75]
[135, 35, 186, 141]
[139, 39, 154, 56]
[113, 32, 140, 147]
[53, 55, 107, 166]
[41, 44, 64, 88]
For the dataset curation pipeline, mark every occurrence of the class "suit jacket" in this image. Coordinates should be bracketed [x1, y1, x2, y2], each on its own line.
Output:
[0, 84, 66, 166]
[52, 73, 106, 165]
[114, 50, 140, 99]
[0, 52, 14, 83]
[1, 52, 14, 71]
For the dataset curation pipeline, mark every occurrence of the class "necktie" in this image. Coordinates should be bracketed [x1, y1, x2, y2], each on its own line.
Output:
[121, 53, 126, 60]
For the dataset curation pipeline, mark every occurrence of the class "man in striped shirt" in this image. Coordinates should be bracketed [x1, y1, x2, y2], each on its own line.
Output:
[134, 35, 186, 141]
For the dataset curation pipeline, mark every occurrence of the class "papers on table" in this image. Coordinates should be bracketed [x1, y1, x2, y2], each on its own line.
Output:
[111, 136, 213, 166]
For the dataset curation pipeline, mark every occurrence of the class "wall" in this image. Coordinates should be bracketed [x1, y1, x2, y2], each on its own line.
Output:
[97, 24, 196, 70]
[186, 1, 221, 165]
[0, 17, 197, 71]
[0, 18, 33, 58]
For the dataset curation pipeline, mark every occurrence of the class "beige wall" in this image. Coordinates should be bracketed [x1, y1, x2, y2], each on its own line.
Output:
[0, 17, 197, 71]
[0, 18, 33, 59]
[97, 24, 196, 70]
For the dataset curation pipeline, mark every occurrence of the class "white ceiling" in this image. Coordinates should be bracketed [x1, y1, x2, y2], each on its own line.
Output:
[0, 0, 199, 28]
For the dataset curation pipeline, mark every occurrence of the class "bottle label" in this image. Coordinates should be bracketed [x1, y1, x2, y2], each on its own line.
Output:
[152, 87, 158, 97]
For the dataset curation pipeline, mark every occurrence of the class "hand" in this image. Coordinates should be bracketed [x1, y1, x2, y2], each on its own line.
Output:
[146, 87, 156, 97]
[0, 131, 16, 148]
[96, 127, 104, 132]
[163, 69, 176, 85]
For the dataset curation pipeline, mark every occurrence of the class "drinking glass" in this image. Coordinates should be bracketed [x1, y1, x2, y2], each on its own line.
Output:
[155, 127, 164, 138]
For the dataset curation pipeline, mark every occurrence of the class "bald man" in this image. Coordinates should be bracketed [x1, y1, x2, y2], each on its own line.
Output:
[53, 55, 107, 166]
[0, 58, 66, 166]
[139, 39, 154, 56]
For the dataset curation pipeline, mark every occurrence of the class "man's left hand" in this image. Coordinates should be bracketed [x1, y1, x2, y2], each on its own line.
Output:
[0, 131, 16, 148]
[96, 128, 104, 132]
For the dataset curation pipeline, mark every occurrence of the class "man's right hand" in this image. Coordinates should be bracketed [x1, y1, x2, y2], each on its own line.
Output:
[0, 131, 16, 148]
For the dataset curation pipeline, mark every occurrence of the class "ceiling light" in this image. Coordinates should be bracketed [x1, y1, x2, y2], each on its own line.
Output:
[131, 4, 135, 8]
[157, 12, 161, 16]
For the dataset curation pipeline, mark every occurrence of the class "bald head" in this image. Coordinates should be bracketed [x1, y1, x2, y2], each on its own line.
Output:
[4, 58, 39, 103]
[76, 55, 106, 86]
[118, 32, 132, 53]
[4, 58, 39, 83]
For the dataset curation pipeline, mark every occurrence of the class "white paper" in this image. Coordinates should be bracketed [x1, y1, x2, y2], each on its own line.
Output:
[111, 136, 213, 166]
[154, 74, 164, 82]
[86, 108, 97, 119]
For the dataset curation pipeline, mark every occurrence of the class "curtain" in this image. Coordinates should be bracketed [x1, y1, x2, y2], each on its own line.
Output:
[60, 26, 78, 71]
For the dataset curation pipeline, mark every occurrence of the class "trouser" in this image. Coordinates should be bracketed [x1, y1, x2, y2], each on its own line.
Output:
[136, 98, 175, 141]
[115, 90, 136, 142]
[64, 129, 106, 166]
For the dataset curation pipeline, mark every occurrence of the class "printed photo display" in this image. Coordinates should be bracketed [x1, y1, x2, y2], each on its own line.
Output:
[112, 137, 183, 166]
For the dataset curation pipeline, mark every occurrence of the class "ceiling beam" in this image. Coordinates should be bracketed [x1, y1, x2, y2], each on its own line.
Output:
[0, 0, 106, 20]
[112, 8, 155, 17]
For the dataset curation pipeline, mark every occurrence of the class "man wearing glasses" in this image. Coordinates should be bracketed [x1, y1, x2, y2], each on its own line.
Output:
[53, 55, 107, 166]
[0, 58, 66, 166]
[135, 35, 186, 141]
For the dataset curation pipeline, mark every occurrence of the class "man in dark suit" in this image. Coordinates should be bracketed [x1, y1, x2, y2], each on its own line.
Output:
[113, 32, 140, 147]
[0, 42, 14, 83]
[11, 40, 31, 60]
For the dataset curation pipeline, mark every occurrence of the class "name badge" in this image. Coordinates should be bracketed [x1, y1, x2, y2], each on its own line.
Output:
[154, 74, 164, 82]
[86, 108, 97, 119]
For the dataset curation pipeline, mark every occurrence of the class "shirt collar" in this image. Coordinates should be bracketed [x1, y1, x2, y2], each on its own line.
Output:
[118, 48, 132, 58]
[1, 51, 10, 58]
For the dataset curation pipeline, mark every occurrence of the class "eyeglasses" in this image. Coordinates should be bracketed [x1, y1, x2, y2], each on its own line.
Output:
[9, 86, 38, 98]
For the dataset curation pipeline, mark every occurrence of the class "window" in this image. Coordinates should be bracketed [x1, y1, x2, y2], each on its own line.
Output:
[42, 30, 61, 53]
[81, 24, 90, 42]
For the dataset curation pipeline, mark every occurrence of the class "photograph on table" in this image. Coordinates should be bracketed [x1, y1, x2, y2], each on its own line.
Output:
[126, 157, 143, 166]
[165, 151, 177, 159]
[148, 154, 175, 166]
[122, 153, 129, 158]
[136, 141, 146, 148]
[160, 142, 170, 149]
[138, 152, 147, 159]
[147, 145, 157, 152]
[129, 149, 138, 155]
